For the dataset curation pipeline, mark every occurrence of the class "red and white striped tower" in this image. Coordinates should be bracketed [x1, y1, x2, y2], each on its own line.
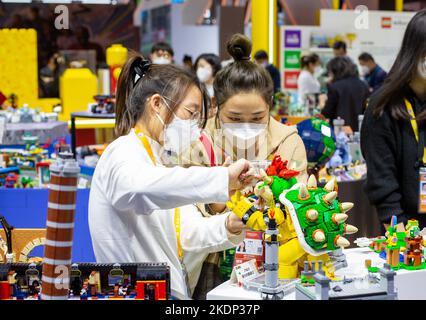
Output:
[41, 152, 80, 300]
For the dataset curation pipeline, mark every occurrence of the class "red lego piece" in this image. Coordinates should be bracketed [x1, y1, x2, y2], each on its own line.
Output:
[265, 155, 299, 179]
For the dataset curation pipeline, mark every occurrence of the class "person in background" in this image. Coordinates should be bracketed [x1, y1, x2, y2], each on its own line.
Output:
[361, 9, 426, 229]
[254, 50, 281, 93]
[333, 41, 347, 57]
[194, 53, 222, 99]
[150, 42, 174, 65]
[70, 26, 105, 64]
[181, 34, 308, 299]
[321, 56, 369, 132]
[39, 52, 60, 98]
[182, 54, 193, 72]
[358, 52, 387, 93]
[297, 53, 322, 108]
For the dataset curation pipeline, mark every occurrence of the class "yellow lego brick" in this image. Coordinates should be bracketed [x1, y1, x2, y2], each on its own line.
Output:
[0, 29, 38, 106]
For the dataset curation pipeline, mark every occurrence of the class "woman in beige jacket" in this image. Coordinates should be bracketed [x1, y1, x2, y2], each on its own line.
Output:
[180, 34, 308, 299]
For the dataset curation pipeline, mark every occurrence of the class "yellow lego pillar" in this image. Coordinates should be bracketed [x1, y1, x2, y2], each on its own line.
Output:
[395, 0, 404, 11]
[251, 0, 277, 66]
[59, 68, 97, 121]
[0, 29, 38, 107]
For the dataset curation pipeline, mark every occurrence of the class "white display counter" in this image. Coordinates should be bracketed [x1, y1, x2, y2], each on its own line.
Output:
[207, 247, 426, 300]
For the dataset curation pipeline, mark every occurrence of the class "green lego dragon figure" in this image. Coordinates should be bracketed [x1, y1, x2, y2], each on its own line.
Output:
[227, 155, 357, 278]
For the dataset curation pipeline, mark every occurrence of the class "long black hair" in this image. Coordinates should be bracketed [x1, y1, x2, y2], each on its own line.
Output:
[213, 34, 274, 108]
[373, 9, 426, 120]
[194, 53, 222, 76]
[327, 56, 358, 82]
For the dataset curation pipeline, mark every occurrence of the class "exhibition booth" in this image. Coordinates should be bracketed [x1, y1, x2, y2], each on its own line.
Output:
[0, 1, 425, 302]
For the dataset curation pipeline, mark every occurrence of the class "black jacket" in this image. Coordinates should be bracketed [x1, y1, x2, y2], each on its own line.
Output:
[266, 64, 281, 93]
[361, 87, 426, 225]
[322, 76, 369, 131]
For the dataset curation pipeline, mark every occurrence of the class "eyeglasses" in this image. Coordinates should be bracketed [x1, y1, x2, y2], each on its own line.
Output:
[182, 106, 201, 123]
[162, 96, 205, 127]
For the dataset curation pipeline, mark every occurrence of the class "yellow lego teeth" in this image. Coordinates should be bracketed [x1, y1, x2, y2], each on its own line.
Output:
[323, 191, 337, 204]
[324, 178, 336, 192]
[335, 236, 350, 248]
[306, 209, 319, 222]
[340, 202, 354, 212]
[307, 174, 317, 190]
[344, 224, 358, 234]
[312, 229, 326, 242]
[298, 184, 310, 200]
[332, 213, 348, 224]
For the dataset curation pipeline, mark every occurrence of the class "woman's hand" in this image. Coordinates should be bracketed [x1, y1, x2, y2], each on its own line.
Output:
[226, 212, 245, 235]
[227, 159, 260, 192]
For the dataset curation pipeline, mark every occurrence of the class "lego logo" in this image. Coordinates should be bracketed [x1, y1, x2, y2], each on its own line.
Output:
[382, 17, 392, 29]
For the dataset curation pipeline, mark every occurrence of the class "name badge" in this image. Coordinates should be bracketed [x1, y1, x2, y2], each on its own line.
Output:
[419, 167, 426, 213]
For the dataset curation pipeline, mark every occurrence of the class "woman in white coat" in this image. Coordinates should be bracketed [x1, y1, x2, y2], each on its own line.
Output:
[297, 53, 322, 109]
[88, 54, 255, 300]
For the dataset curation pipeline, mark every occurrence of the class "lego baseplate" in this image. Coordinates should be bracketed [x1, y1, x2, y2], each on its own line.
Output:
[242, 273, 300, 298]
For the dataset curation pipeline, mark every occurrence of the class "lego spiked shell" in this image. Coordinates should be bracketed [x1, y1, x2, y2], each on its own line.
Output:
[278, 181, 355, 256]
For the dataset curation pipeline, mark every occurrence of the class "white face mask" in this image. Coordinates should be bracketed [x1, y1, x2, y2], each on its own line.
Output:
[221, 122, 267, 141]
[156, 98, 201, 154]
[153, 57, 171, 65]
[360, 65, 370, 77]
[196, 66, 213, 83]
[314, 65, 323, 77]
[418, 58, 426, 80]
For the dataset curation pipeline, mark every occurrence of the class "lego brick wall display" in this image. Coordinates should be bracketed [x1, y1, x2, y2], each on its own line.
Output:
[284, 50, 301, 69]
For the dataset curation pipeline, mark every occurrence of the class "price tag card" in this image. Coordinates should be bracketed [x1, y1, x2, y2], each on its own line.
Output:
[230, 259, 259, 286]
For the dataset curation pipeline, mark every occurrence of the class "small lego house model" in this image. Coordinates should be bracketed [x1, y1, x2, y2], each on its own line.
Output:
[404, 227, 422, 267]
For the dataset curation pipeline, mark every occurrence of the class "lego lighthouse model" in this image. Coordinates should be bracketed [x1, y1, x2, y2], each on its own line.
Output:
[41, 152, 80, 300]
[260, 208, 285, 300]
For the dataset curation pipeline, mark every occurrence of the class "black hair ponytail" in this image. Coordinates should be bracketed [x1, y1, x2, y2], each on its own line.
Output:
[115, 51, 209, 137]
[214, 34, 274, 108]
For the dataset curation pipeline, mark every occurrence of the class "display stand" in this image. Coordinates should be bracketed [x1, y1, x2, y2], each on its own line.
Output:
[207, 247, 426, 300]
[70, 112, 115, 159]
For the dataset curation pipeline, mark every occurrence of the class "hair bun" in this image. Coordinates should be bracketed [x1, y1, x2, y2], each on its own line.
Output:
[227, 33, 252, 62]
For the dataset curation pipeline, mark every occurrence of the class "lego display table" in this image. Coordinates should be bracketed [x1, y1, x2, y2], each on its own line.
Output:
[207, 247, 426, 300]
[70, 112, 115, 159]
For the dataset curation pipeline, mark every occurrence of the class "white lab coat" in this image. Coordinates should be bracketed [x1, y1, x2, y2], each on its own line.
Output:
[297, 69, 321, 107]
[88, 129, 243, 299]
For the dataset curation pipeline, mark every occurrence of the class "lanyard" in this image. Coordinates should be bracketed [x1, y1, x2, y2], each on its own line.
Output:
[134, 128, 183, 261]
[404, 99, 426, 166]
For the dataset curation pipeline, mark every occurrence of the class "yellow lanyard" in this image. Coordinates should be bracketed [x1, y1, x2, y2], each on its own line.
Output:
[404, 99, 426, 164]
[134, 128, 183, 261]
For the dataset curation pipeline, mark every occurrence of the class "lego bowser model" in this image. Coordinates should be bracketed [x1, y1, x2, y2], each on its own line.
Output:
[227, 155, 358, 282]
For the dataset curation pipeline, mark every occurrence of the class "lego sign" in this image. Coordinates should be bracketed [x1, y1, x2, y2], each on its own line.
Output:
[284, 29, 301, 48]
[284, 50, 301, 69]
[284, 71, 300, 90]
[381, 17, 392, 29]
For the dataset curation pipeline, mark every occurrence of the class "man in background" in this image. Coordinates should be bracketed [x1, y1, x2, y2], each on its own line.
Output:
[333, 41, 348, 57]
[358, 52, 387, 93]
[150, 42, 174, 65]
[254, 50, 281, 93]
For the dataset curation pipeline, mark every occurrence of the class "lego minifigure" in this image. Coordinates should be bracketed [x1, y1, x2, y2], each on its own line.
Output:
[80, 281, 88, 300]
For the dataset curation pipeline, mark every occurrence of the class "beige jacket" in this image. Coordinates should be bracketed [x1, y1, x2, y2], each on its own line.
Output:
[182, 116, 308, 182]
[180, 116, 308, 272]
